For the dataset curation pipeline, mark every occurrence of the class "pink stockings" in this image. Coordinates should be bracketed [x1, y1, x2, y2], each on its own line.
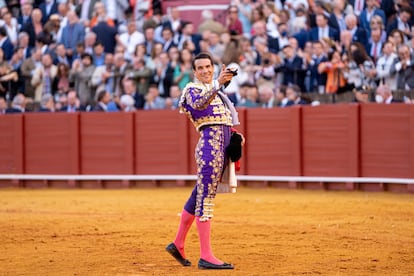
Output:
[173, 210, 223, 265]
[173, 209, 195, 259]
[195, 217, 224, 265]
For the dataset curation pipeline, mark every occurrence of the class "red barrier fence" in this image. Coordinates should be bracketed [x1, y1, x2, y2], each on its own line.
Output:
[1, 104, 414, 192]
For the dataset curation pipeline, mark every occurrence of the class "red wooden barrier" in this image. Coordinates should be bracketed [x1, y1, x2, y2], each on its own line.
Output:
[301, 104, 359, 177]
[360, 104, 414, 179]
[300, 104, 359, 190]
[135, 110, 189, 181]
[245, 107, 301, 177]
[24, 113, 79, 174]
[80, 112, 134, 175]
[0, 114, 23, 187]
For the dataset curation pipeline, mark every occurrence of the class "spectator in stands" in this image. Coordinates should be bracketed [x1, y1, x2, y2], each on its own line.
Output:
[275, 85, 289, 107]
[308, 40, 328, 93]
[76, 0, 100, 23]
[343, 43, 376, 91]
[125, 56, 152, 96]
[386, 6, 412, 40]
[38, 0, 58, 25]
[144, 84, 165, 110]
[16, 32, 31, 60]
[376, 40, 398, 90]
[390, 44, 414, 90]
[2, 11, 19, 46]
[226, 5, 243, 37]
[91, 13, 117, 54]
[0, 26, 14, 61]
[154, 51, 174, 98]
[328, 0, 347, 33]
[111, 52, 131, 96]
[143, 26, 160, 57]
[368, 26, 384, 64]
[275, 44, 306, 92]
[344, 13, 368, 50]
[31, 53, 57, 102]
[161, 26, 177, 53]
[52, 62, 71, 99]
[198, 9, 225, 35]
[60, 10, 85, 59]
[285, 84, 310, 106]
[0, 95, 6, 114]
[206, 30, 226, 64]
[175, 21, 201, 54]
[250, 20, 279, 54]
[258, 84, 276, 108]
[167, 84, 181, 110]
[91, 52, 114, 94]
[5, 93, 25, 113]
[38, 93, 55, 112]
[173, 48, 192, 90]
[20, 47, 42, 100]
[238, 83, 258, 108]
[18, 2, 32, 27]
[388, 29, 406, 50]
[20, 8, 43, 48]
[92, 41, 105, 66]
[83, 31, 97, 55]
[123, 78, 144, 109]
[317, 49, 347, 94]
[309, 13, 340, 42]
[69, 53, 95, 108]
[375, 83, 403, 103]
[89, 1, 115, 29]
[360, 0, 387, 37]
[119, 94, 136, 112]
[118, 21, 145, 61]
[60, 90, 80, 112]
[54, 43, 71, 66]
[235, 0, 253, 38]
[92, 90, 111, 111]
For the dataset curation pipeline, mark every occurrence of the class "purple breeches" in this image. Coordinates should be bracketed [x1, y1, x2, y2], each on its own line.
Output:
[184, 125, 231, 221]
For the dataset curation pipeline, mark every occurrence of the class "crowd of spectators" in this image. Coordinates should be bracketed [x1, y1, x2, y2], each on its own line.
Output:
[0, 0, 413, 115]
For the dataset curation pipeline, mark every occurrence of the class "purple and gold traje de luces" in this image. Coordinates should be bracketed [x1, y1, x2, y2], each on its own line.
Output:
[179, 81, 239, 221]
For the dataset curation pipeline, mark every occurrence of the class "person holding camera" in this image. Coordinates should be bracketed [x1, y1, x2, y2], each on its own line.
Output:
[166, 52, 244, 270]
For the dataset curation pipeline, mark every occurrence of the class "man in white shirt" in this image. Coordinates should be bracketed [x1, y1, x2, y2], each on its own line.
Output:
[118, 21, 145, 60]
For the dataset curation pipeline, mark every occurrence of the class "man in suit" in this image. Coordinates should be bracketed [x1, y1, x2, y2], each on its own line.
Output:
[359, 0, 387, 37]
[17, 2, 32, 26]
[76, 0, 100, 22]
[38, 0, 58, 25]
[17, 32, 32, 60]
[368, 26, 383, 64]
[174, 21, 202, 54]
[386, 6, 412, 39]
[92, 90, 111, 111]
[309, 14, 340, 42]
[91, 17, 117, 54]
[275, 45, 306, 91]
[60, 90, 81, 112]
[20, 47, 42, 99]
[60, 10, 85, 58]
[0, 26, 14, 61]
[390, 44, 414, 90]
[308, 40, 328, 93]
[161, 27, 177, 53]
[375, 84, 402, 103]
[345, 13, 368, 50]
[5, 93, 26, 113]
[37, 93, 55, 112]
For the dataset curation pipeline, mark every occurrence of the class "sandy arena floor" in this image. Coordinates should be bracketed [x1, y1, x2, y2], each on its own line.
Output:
[0, 187, 413, 276]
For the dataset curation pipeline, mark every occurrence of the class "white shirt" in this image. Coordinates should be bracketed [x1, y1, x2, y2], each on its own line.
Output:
[119, 31, 145, 58]
[376, 53, 397, 90]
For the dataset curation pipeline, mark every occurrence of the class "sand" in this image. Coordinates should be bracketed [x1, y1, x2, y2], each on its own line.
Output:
[0, 188, 413, 276]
